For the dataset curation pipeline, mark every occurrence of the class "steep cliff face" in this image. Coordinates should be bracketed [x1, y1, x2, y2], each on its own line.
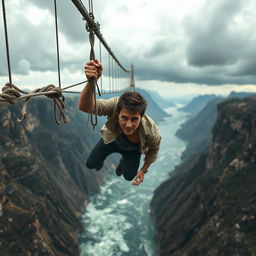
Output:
[0, 97, 116, 255]
[176, 97, 224, 160]
[150, 96, 256, 256]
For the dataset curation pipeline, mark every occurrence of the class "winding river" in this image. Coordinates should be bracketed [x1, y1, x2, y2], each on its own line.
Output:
[80, 105, 188, 256]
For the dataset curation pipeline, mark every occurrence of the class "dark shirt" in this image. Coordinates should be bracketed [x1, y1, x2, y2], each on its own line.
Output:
[115, 133, 140, 152]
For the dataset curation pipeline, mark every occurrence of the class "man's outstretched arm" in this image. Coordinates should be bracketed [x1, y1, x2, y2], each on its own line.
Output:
[78, 59, 102, 113]
[132, 162, 152, 186]
[132, 134, 161, 186]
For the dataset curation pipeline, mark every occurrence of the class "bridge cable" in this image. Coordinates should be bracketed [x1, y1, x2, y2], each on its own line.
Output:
[1, 0, 12, 84]
[54, 0, 61, 88]
[1, 0, 133, 126]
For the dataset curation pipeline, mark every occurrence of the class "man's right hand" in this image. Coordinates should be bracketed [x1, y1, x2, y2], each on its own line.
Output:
[84, 59, 103, 80]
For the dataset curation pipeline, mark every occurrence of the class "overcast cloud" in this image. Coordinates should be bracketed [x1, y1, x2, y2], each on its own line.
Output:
[1, 0, 256, 95]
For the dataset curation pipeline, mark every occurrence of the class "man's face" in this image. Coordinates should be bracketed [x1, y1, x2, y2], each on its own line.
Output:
[118, 108, 142, 135]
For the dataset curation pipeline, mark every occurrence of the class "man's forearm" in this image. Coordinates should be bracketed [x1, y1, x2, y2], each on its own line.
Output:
[140, 162, 152, 173]
[79, 60, 102, 112]
[78, 81, 95, 112]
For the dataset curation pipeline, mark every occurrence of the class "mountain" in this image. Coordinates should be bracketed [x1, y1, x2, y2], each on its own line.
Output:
[145, 90, 175, 109]
[99, 88, 170, 122]
[176, 97, 224, 160]
[0, 96, 117, 255]
[136, 88, 171, 122]
[150, 96, 256, 256]
[228, 91, 256, 98]
[179, 94, 217, 118]
[176, 92, 256, 161]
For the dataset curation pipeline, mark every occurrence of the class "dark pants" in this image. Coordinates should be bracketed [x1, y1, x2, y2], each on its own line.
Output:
[86, 138, 141, 181]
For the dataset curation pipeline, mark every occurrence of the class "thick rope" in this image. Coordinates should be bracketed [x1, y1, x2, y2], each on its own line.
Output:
[54, 0, 61, 88]
[0, 82, 86, 125]
[99, 41, 103, 92]
[1, 0, 12, 84]
[85, 11, 102, 130]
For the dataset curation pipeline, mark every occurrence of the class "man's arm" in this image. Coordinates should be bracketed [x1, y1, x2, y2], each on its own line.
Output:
[132, 162, 152, 186]
[132, 135, 161, 186]
[78, 60, 102, 113]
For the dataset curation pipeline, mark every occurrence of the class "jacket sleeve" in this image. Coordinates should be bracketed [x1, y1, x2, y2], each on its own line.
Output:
[94, 97, 119, 116]
[144, 131, 161, 164]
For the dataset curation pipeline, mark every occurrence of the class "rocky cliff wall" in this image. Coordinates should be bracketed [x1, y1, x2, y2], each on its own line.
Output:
[0, 96, 117, 255]
[150, 96, 256, 256]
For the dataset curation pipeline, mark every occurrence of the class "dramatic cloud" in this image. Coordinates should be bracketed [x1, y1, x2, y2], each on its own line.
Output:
[183, 0, 256, 84]
[1, 0, 256, 89]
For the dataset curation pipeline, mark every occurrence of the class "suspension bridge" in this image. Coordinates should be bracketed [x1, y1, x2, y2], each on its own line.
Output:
[0, 0, 135, 126]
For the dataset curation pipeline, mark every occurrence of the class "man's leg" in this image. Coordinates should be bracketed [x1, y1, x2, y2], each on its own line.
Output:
[86, 138, 116, 170]
[116, 157, 124, 176]
[121, 151, 141, 181]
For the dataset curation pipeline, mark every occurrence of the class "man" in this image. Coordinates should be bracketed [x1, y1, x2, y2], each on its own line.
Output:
[79, 60, 161, 186]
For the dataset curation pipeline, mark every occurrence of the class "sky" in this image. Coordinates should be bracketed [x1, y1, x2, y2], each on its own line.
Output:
[1, 0, 256, 98]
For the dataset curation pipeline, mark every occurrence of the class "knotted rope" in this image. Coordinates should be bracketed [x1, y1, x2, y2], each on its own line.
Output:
[85, 11, 101, 129]
[0, 82, 86, 125]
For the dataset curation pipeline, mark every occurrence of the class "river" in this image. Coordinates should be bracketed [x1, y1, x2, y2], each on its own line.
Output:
[79, 105, 188, 256]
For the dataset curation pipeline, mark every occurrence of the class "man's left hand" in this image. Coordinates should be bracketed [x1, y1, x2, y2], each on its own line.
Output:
[132, 170, 145, 186]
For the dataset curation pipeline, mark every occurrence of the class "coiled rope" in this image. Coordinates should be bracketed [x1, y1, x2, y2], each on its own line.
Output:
[0, 81, 86, 125]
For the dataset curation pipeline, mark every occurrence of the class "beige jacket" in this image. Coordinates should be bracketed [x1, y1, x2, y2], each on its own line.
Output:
[95, 97, 161, 164]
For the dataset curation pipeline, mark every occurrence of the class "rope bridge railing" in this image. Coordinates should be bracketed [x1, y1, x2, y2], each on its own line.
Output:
[0, 0, 135, 127]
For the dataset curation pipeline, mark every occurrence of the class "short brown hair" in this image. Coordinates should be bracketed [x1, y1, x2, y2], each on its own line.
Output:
[117, 91, 147, 116]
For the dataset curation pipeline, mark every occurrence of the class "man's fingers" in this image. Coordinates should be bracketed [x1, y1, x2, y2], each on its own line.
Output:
[85, 60, 96, 66]
[84, 64, 102, 73]
[84, 60, 103, 81]
[132, 176, 143, 186]
[85, 64, 97, 70]
[86, 59, 101, 67]
[85, 69, 98, 79]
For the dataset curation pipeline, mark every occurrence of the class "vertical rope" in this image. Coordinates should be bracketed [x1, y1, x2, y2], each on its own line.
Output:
[88, 0, 93, 13]
[114, 62, 117, 92]
[115, 62, 117, 92]
[114, 61, 116, 92]
[108, 53, 111, 93]
[118, 67, 120, 92]
[86, 10, 101, 129]
[54, 0, 61, 88]
[99, 40, 102, 93]
[1, 0, 12, 84]
[130, 64, 135, 92]
[90, 0, 94, 14]
[88, 0, 91, 13]
[88, 30, 97, 128]
[117, 66, 119, 92]
[113, 60, 115, 92]
[111, 58, 114, 93]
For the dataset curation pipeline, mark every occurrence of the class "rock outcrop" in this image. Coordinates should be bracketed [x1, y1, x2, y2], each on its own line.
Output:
[0, 97, 116, 255]
[150, 96, 256, 256]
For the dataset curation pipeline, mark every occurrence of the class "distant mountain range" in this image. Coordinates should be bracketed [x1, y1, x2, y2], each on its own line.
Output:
[176, 91, 256, 160]
[177, 97, 224, 160]
[179, 94, 217, 118]
[146, 90, 175, 109]
[99, 88, 171, 122]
